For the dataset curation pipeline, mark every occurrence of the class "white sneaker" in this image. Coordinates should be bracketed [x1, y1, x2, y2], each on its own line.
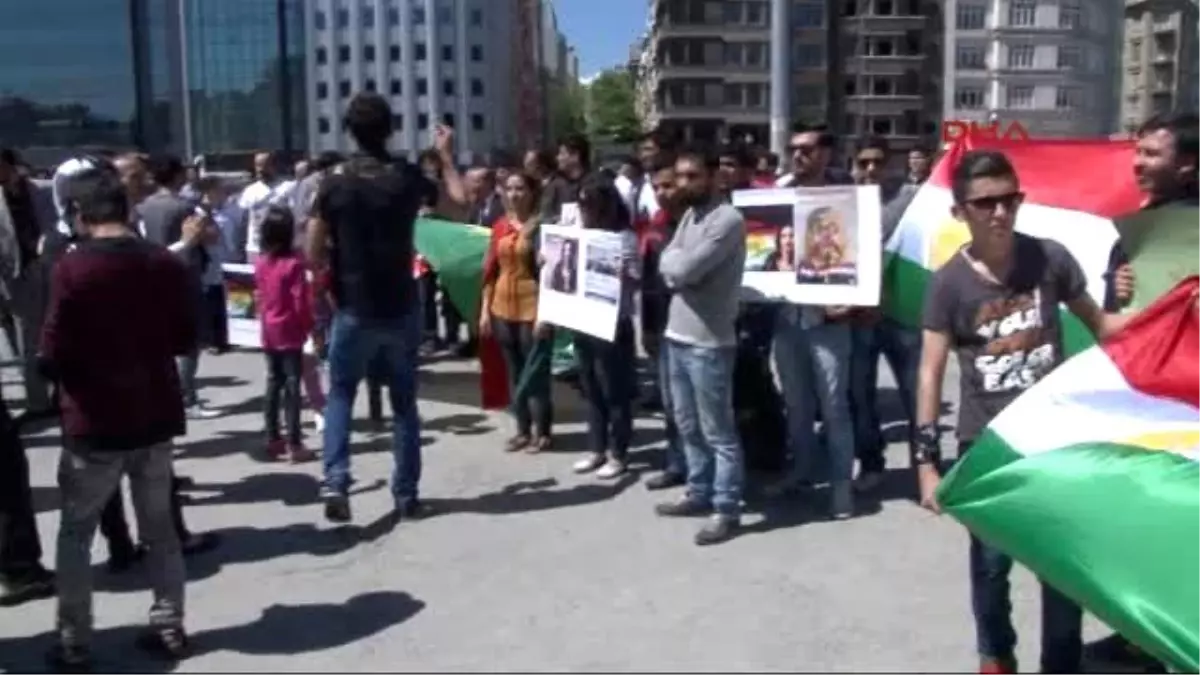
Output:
[186, 404, 220, 420]
[853, 471, 884, 493]
[595, 458, 626, 479]
[313, 411, 325, 432]
[572, 453, 605, 474]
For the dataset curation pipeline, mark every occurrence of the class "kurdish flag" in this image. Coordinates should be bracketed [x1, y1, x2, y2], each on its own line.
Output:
[937, 277, 1200, 673]
[887, 138, 1143, 354]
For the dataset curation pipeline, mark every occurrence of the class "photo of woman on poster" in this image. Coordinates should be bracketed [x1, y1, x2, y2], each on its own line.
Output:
[795, 206, 857, 286]
[548, 237, 579, 294]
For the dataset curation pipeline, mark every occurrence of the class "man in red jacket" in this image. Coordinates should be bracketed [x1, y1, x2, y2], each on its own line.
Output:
[39, 166, 196, 670]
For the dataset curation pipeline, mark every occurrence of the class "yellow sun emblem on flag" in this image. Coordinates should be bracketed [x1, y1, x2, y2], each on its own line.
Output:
[1122, 429, 1200, 457]
[928, 218, 972, 270]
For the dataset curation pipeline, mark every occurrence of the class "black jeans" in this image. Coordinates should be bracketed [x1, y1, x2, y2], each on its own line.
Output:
[492, 318, 552, 438]
[203, 283, 229, 350]
[574, 319, 635, 461]
[0, 396, 43, 578]
[962, 445, 1083, 672]
[265, 350, 303, 444]
[99, 473, 189, 552]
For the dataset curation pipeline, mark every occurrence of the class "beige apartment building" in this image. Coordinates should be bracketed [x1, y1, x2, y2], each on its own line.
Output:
[634, 0, 944, 158]
[1120, 0, 1199, 133]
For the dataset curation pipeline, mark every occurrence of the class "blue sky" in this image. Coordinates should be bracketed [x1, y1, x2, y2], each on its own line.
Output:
[556, 0, 647, 80]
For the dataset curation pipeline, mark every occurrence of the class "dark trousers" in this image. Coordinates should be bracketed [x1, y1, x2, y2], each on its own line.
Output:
[574, 320, 635, 461]
[99, 474, 188, 552]
[420, 273, 440, 343]
[0, 396, 43, 578]
[850, 318, 920, 474]
[264, 350, 303, 444]
[203, 283, 229, 351]
[961, 444, 1083, 672]
[492, 318, 552, 438]
[644, 333, 681, 473]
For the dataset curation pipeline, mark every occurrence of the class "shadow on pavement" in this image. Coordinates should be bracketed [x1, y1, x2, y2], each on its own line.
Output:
[428, 473, 638, 516]
[422, 412, 494, 436]
[184, 474, 386, 508]
[0, 590, 423, 673]
[195, 374, 251, 389]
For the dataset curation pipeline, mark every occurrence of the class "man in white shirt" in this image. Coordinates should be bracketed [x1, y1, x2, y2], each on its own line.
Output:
[614, 129, 674, 226]
[236, 151, 294, 262]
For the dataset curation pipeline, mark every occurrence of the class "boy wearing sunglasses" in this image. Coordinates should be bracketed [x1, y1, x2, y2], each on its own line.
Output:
[913, 150, 1131, 674]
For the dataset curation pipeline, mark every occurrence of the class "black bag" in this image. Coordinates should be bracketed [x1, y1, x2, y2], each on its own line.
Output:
[733, 307, 786, 473]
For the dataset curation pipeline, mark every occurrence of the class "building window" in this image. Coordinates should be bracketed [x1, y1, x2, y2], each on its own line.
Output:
[418, 113, 429, 129]
[874, 0, 895, 16]
[1130, 38, 1142, 63]
[871, 117, 895, 135]
[1006, 85, 1034, 108]
[390, 45, 401, 62]
[314, 11, 327, 30]
[364, 45, 376, 62]
[366, 79, 378, 92]
[956, 2, 986, 30]
[416, 43, 427, 60]
[338, 45, 351, 63]
[1008, 44, 1035, 68]
[469, 8, 483, 26]
[470, 45, 483, 61]
[362, 7, 374, 28]
[387, 7, 400, 26]
[745, 82, 765, 107]
[317, 117, 330, 134]
[746, 1, 765, 24]
[723, 83, 742, 106]
[1057, 45, 1081, 69]
[443, 79, 455, 96]
[413, 7, 426, 24]
[471, 114, 484, 131]
[442, 112, 455, 127]
[724, 1, 742, 23]
[793, 43, 824, 67]
[316, 47, 328, 65]
[470, 78, 484, 96]
[391, 114, 403, 130]
[1056, 86, 1082, 109]
[955, 45, 986, 69]
[316, 82, 328, 100]
[437, 7, 452, 24]
[794, 83, 823, 105]
[955, 86, 985, 109]
[336, 8, 349, 29]
[794, 2, 824, 27]
[1008, 0, 1036, 27]
[390, 80, 402, 95]
[745, 42, 765, 67]
[339, 80, 351, 97]
[1059, 0, 1081, 28]
[417, 79, 428, 96]
[442, 45, 454, 61]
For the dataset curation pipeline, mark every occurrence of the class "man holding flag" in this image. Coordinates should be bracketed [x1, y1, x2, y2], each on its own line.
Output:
[912, 150, 1132, 674]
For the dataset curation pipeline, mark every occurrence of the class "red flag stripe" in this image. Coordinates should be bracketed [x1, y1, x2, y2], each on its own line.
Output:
[1102, 276, 1200, 410]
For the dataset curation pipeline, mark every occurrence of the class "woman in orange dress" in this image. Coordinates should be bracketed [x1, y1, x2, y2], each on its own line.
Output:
[479, 172, 553, 452]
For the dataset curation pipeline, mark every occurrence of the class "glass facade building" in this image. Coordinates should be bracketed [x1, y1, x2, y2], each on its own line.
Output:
[184, 0, 307, 157]
[0, 0, 305, 166]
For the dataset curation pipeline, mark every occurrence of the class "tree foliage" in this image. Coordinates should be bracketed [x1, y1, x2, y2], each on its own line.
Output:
[585, 69, 640, 144]
[548, 79, 587, 141]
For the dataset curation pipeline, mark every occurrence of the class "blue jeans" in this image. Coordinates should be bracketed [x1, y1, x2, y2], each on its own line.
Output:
[665, 339, 742, 516]
[772, 308, 855, 484]
[849, 317, 920, 473]
[970, 534, 1083, 671]
[655, 340, 685, 476]
[322, 308, 422, 504]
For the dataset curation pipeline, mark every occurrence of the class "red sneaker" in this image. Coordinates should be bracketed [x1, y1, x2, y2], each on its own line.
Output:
[287, 442, 316, 464]
[979, 657, 1017, 674]
[265, 439, 286, 461]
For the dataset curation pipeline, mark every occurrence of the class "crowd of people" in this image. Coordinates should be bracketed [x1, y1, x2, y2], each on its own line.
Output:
[0, 91, 1195, 674]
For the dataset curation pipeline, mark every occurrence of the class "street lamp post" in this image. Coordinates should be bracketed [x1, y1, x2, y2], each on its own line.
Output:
[769, 0, 791, 159]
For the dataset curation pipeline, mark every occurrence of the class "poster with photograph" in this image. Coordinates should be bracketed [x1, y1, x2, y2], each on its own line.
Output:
[221, 264, 315, 353]
[537, 224, 621, 340]
[559, 202, 581, 228]
[732, 185, 881, 306]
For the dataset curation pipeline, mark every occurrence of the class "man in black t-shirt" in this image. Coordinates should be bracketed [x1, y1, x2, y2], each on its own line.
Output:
[913, 150, 1131, 674]
[307, 93, 467, 524]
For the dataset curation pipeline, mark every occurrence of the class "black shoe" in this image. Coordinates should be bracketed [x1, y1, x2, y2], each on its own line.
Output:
[45, 644, 92, 673]
[135, 626, 190, 662]
[1087, 634, 1166, 672]
[394, 500, 432, 521]
[107, 544, 145, 574]
[0, 566, 55, 606]
[640, 394, 663, 412]
[645, 471, 685, 491]
[694, 515, 739, 546]
[654, 497, 711, 518]
[181, 532, 219, 557]
[323, 491, 352, 523]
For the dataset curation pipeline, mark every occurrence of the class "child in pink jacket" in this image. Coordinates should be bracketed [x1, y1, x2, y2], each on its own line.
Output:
[254, 207, 316, 463]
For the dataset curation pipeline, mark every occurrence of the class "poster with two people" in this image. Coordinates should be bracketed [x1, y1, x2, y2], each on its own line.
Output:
[733, 185, 882, 306]
[537, 219, 628, 341]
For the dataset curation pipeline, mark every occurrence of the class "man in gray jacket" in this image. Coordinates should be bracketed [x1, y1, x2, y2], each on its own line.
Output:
[652, 148, 747, 546]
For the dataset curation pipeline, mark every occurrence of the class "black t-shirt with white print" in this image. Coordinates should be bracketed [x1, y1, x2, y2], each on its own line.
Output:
[922, 233, 1088, 442]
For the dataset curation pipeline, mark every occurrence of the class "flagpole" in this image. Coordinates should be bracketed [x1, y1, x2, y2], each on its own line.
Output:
[769, 0, 791, 159]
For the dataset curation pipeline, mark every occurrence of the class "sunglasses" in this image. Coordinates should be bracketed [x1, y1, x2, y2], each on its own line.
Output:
[788, 144, 819, 155]
[964, 191, 1025, 212]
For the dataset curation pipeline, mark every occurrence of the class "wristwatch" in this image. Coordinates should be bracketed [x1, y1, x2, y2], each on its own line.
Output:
[911, 423, 942, 466]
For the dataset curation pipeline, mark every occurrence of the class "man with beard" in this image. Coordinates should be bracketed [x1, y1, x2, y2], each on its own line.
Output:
[615, 129, 673, 227]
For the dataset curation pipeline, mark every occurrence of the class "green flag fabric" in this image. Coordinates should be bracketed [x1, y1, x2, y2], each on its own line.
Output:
[1114, 207, 1200, 311]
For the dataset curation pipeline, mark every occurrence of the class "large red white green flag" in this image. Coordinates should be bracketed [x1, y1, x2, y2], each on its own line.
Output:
[885, 138, 1142, 354]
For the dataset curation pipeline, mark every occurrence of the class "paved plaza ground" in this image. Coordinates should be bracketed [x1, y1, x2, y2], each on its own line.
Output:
[0, 350, 1120, 672]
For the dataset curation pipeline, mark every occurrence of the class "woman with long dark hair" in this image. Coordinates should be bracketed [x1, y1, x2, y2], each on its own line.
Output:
[479, 171, 554, 452]
[571, 174, 640, 479]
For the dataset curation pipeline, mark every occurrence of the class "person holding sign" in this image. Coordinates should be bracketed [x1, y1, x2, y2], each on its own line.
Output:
[479, 171, 554, 454]
[568, 176, 640, 479]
